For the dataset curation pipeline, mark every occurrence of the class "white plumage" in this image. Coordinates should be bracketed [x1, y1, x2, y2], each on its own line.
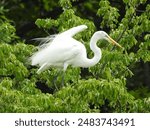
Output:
[30, 25, 122, 74]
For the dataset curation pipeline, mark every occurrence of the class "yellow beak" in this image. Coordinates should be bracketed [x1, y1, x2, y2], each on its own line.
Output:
[107, 35, 123, 48]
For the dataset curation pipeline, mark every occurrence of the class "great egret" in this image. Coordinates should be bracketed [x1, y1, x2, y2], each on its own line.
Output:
[30, 25, 122, 77]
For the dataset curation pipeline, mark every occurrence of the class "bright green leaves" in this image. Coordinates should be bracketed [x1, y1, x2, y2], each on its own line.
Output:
[59, 0, 78, 10]
[139, 37, 150, 61]
[97, 0, 120, 29]
[0, 21, 16, 44]
[120, 34, 137, 49]
[35, 18, 58, 30]
[59, 0, 72, 10]
[57, 9, 78, 29]
[55, 78, 147, 112]
[0, 43, 29, 81]
[64, 67, 80, 85]
[0, 78, 13, 89]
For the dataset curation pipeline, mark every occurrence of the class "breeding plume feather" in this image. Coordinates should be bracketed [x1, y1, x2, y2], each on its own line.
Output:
[30, 25, 122, 74]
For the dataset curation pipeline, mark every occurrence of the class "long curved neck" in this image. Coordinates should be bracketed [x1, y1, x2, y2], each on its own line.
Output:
[82, 32, 102, 67]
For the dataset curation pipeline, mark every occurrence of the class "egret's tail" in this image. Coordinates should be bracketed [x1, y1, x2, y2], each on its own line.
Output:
[30, 35, 57, 70]
[32, 34, 57, 50]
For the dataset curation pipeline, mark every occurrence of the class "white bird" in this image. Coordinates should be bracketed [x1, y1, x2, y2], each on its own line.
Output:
[30, 25, 122, 74]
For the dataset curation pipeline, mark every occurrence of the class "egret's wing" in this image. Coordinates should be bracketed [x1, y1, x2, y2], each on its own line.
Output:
[61, 25, 88, 37]
[32, 25, 87, 50]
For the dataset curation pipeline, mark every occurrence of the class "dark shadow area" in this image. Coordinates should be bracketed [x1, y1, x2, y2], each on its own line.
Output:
[36, 81, 54, 94]
[100, 100, 114, 113]
[127, 61, 150, 90]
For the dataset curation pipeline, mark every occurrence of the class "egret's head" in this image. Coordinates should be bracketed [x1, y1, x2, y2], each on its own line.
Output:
[95, 31, 123, 48]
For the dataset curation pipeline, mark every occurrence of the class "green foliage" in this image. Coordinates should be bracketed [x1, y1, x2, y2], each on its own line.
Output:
[0, 0, 150, 112]
[97, 0, 120, 29]
[0, 21, 16, 43]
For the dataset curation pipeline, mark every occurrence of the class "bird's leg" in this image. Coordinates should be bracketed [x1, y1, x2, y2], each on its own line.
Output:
[53, 63, 68, 89]
[61, 71, 65, 87]
[61, 63, 68, 87]
[53, 70, 61, 90]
